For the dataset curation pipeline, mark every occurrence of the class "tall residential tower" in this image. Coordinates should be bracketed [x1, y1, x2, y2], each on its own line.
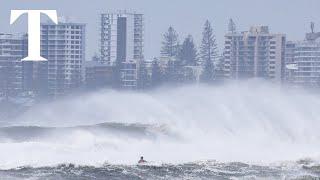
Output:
[100, 11, 144, 65]
[285, 31, 320, 87]
[41, 21, 86, 97]
[224, 26, 286, 82]
[99, 11, 144, 89]
[0, 33, 27, 97]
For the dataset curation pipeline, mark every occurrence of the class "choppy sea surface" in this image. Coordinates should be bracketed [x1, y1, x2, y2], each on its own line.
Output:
[1, 160, 320, 180]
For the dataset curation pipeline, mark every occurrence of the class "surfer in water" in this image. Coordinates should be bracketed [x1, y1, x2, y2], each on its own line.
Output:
[138, 156, 147, 164]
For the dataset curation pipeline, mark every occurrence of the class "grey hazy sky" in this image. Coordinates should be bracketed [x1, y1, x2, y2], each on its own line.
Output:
[1, 0, 319, 60]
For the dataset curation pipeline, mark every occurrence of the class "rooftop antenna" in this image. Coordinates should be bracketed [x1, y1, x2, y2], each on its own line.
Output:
[311, 22, 315, 33]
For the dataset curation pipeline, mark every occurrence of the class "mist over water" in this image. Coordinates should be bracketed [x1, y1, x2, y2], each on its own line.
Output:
[1, 80, 320, 169]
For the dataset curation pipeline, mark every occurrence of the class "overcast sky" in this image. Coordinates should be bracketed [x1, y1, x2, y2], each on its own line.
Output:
[1, 0, 319, 60]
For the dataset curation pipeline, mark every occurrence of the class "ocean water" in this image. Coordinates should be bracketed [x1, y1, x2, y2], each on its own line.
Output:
[1, 81, 320, 179]
[0, 160, 320, 179]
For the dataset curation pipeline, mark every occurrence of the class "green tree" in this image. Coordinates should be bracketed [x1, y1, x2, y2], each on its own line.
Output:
[200, 20, 218, 83]
[200, 59, 215, 83]
[164, 60, 182, 84]
[200, 20, 218, 65]
[179, 35, 198, 66]
[161, 27, 179, 58]
[151, 59, 163, 87]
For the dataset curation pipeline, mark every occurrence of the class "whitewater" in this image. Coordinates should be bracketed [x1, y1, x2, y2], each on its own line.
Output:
[0, 80, 320, 179]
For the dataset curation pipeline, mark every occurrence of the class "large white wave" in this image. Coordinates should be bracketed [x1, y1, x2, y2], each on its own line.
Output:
[1, 80, 320, 169]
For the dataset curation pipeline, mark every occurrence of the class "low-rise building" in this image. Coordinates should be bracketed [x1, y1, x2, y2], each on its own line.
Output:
[120, 61, 137, 89]
[85, 61, 114, 90]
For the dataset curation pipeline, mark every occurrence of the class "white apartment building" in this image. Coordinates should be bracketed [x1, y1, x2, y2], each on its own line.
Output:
[0, 33, 26, 96]
[41, 22, 86, 97]
[224, 26, 285, 82]
[100, 11, 144, 65]
[288, 32, 320, 87]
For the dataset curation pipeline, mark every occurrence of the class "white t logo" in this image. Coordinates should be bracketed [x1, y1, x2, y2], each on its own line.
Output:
[10, 10, 58, 61]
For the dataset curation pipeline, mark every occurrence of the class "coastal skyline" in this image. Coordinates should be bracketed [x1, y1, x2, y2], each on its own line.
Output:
[1, 0, 319, 60]
[1, 1, 320, 179]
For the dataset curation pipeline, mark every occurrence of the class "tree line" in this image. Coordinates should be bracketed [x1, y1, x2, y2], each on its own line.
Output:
[140, 20, 222, 89]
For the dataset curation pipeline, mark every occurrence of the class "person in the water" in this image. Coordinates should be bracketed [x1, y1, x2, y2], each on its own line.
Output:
[138, 156, 147, 164]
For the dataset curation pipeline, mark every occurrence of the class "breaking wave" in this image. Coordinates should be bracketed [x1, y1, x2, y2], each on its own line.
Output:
[1, 80, 320, 173]
[0, 122, 174, 143]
